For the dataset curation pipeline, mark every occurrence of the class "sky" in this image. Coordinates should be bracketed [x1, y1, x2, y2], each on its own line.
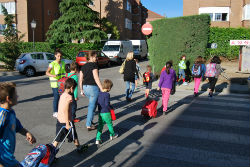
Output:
[141, 0, 183, 18]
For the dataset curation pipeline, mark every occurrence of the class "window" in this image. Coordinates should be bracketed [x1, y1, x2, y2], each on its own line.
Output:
[31, 54, 44, 60]
[199, 7, 229, 22]
[243, 4, 250, 20]
[127, 0, 131, 13]
[125, 18, 132, 30]
[0, 2, 16, 15]
[46, 54, 55, 60]
[103, 45, 120, 51]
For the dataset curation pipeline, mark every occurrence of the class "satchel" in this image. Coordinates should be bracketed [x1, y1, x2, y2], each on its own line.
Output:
[119, 60, 126, 74]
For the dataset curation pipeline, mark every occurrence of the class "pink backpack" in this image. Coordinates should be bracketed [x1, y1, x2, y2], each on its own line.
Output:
[205, 63, 216, 77]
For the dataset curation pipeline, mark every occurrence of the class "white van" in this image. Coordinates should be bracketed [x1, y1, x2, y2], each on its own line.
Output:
[102, 41, 133, 64]
[130, 40, 148, 60]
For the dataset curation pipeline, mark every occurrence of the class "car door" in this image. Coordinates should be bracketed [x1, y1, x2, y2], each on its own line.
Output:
[30, 53, 46, 72]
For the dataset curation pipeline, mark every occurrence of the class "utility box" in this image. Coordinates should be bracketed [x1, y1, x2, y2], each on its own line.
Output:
[241, 46, 250, 72]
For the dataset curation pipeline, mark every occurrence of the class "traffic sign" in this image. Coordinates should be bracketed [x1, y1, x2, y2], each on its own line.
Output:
[230, 40, 250, 46]
[141, 22, 153, 35]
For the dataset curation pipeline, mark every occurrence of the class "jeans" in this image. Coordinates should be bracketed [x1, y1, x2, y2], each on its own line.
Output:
[125, 81, 135, 99]
[194, 77, 202, 93]
[179, 69, 185, 79]
[96, 113, 115, 141]
[52, 88, 59, 113]
[71, 96, 77, 119]
[83, 85, 99, 127]
[161, 88, 171, 112]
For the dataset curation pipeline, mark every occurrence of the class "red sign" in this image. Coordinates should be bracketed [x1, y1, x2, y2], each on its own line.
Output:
[230, 40, 250, 46]
[141, 22, 153, 35]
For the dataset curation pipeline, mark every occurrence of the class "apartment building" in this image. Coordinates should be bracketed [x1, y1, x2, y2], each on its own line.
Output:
[90, 0, 148, 40]
[183, 0, 250, 28]
[0, 0, 59, 42]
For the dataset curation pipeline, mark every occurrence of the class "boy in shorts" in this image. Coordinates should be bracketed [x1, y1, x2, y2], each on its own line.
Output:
[143, 65, 154, 99]
[52, 78, 87, 153]
[0, 82, 36, 167]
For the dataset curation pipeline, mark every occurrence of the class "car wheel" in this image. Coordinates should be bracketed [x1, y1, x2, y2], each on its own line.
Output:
[25, 67, 35, 77]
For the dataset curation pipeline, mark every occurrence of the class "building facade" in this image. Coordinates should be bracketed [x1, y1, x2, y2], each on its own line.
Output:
[183, 0, 250, 28]
[90, 0, 148, 40]
[0, 0, 59, 42]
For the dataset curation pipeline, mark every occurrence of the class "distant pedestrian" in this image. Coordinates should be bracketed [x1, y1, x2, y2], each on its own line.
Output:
[123, 52, 138, 102]
[0, 82, 36, 166]
[157, 61, 176, 114]
[135, 59, 141, 90]
[192, 56, 206, 97]
[96, 79, 118, 146]
[52, 78, 87, 153]
[205, 56, 223, 98]
[46, 49, 66, 118]
[143, 65, 154, 99]
[79, 51, 104, 131]
[178, 55, 188, 86]
[67, 62, 80, 122]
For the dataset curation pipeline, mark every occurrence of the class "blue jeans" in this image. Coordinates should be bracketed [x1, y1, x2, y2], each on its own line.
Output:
[83, 85, 99, 127]
[125, 81, 135, 99]
[179, 69, 185, 79]
[52, 88, 59, 113]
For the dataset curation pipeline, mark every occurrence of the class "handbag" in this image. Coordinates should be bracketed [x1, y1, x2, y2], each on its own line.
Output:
[119, 60, 126, 74]
[110, 109, 116, 121]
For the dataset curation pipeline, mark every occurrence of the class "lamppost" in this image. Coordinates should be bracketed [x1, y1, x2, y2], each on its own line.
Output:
[30, 19, 37, 52]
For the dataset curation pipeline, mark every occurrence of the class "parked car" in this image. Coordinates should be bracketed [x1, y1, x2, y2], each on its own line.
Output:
[76, 50, 111, 67]
[130, 40, 148, 60]
[102, 40, 133, 64]
[15, 52, 72, 77]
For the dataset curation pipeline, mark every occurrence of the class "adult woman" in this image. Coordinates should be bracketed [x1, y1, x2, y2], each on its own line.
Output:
[123, 52, 138, 102]
[157, 61, 176, 114]
[79, 51, 103, 131]
[46, 50, 66, 118]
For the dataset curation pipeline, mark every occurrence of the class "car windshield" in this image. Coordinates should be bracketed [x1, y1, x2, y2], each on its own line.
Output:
[103, 45, 120, 51]
[78, 52, 87, 57]
[133, 45, 140, 52]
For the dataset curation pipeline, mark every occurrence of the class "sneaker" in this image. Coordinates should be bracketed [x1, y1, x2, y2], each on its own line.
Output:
[53, 112, 58, 118]
[183, 82, 188, 86]
[95, 140, 102, 145]
[110, 133, 119, 140]
[194, 92, 198, 97]
[73, 118, 80, 123]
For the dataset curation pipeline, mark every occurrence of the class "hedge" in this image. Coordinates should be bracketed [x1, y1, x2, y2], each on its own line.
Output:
[207, 27, 250, 60]
[17, 42, 102, 60]
[147, 14, 210, 73]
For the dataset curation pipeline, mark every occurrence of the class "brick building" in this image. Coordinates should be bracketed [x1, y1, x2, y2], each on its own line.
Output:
[183, 0, 250, 28]
[146, 9, 164, 22]
[90, 0, 148, 40]
[0, 0, 59, 42]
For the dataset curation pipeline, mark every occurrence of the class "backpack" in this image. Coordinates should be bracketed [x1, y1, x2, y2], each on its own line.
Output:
[57, 73, 76, 94]
[141, 100, 158, 118]
[119, 61, 126, 74]
[143, 72, 151, 83]
[192, 64, 202, 78]
[20, 144, 57, 167]
[205, 63, 217, 77]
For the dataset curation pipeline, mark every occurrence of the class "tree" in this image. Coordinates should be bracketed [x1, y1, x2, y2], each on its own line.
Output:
[101, 18, 120, 40]
[0, 6, 24, 70]
[46, 0, 107, 44]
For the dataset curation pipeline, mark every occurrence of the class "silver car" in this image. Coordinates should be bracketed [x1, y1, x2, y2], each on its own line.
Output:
[15, 52, 72, 77]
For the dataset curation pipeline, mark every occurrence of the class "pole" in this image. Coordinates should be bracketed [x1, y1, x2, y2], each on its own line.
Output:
[239, 46, 243, 71]
[32, 29, 35, 52]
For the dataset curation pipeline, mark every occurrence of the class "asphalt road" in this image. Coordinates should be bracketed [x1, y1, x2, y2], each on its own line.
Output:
[0, 61, 249, 167]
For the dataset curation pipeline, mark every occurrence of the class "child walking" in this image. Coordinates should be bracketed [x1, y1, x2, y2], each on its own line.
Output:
[52, 78, 87, 153]
[96, 79, 118, 145]
[67, 62, 80, 123]
[192, 56, 206, 97]
[178, 55, 188, 85]
[143, 65, 154, 99]
[0, 82, 36, 167]
[205, 56, 223, 98]
[157, 62, 176, 114]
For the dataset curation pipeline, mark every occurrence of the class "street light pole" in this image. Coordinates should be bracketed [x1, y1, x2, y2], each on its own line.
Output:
[30, 19, 37, 52]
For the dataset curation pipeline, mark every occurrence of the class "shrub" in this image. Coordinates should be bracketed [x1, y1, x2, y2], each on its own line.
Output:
[207, 27, 250, 60]
[147, 15, 210, 73]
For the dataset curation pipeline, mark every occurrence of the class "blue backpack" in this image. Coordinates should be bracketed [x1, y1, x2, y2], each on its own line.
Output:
[20, 144, 57, 167]
[192, 64, 202, 78]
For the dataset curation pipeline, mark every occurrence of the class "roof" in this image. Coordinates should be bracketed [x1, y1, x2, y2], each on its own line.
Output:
[146, 9, 165, 22]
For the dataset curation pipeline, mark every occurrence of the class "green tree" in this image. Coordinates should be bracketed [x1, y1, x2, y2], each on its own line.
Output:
[0, 6, 24, 70]
[46, 0, 107, 44]
[101, 18, 120, 39]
